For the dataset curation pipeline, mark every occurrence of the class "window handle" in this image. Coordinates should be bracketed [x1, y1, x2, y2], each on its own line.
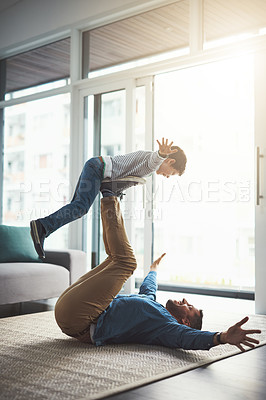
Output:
[256, 146, 264, 206]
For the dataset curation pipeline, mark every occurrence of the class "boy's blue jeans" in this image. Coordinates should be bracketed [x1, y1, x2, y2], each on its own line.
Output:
[39, 157, 104, 237]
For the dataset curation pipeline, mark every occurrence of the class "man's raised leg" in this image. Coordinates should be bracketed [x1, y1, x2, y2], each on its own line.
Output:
[54, 196, 137, 336]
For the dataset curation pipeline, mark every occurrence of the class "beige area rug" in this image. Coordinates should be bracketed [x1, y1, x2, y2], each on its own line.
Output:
[0, 310, 266, 400]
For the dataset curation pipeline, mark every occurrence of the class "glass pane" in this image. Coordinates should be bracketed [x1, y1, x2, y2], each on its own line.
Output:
[153, 55, 255, 291]
[204, 0, 266, 47]
[101, 91, 126, 156]
[4, 38, 70, 96]
[84, 90, 126, 262]
[135, 86, 146, 151]
[99, 90, 126, 261]
[3, 93, 70, 249]
[131, 86, 146, 279]
[83, 1, 189, 77]
[83, 94, 95, 263]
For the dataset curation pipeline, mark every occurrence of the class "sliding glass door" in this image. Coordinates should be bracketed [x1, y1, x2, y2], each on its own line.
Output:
[79, 52, 266, 309]
[153, 55, 255, 293]
[83, 88, 126, 268]
[81, 80, 150, 276]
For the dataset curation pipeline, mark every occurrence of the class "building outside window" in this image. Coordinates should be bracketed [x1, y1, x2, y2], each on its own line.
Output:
[1, 38, 71, 249]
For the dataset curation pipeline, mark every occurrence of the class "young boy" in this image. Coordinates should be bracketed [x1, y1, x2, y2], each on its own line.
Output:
[30, 138, 187, 259]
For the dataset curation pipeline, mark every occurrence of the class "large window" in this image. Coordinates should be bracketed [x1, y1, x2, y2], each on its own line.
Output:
[153, 55, 255, 292]
[2, 0, 266, 304]
[3, 93, 70, 248]
[3, 38, 70, 98]
[1, 38, 71, 249]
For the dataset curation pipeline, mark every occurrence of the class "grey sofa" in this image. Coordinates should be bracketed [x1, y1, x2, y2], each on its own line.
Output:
[0, 249, 87, 305]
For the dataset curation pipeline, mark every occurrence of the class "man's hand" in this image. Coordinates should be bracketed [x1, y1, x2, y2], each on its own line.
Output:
[157, 138, 178, 157]
[150, 253, 166, 271]
[220, 316, 261, 352]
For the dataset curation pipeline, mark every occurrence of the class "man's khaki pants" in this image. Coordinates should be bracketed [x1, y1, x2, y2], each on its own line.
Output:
[54, 196, 137, 339]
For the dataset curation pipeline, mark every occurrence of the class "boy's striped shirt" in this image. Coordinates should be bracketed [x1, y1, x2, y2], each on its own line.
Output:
[103, 150, 165, 180]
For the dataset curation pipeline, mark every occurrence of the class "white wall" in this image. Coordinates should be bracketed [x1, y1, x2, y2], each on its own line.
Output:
[0, 0, 168, 57]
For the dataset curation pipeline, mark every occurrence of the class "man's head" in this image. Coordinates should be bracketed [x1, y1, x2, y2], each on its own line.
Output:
[165, 298, 203, 330]
[156, 146, 187, 178]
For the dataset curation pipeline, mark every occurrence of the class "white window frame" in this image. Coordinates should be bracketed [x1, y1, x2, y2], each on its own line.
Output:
[254, 51, 266, 314]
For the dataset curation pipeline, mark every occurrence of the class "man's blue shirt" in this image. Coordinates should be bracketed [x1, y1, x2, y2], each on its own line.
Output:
[93, 271, 215, 350]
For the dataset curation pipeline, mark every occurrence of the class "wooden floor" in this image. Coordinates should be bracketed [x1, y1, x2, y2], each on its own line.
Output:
[107, 345, 266, 400]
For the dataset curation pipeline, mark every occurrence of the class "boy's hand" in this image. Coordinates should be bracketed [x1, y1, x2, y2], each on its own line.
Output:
[150, 253, 166, 271]
[157, 138, 178, 157]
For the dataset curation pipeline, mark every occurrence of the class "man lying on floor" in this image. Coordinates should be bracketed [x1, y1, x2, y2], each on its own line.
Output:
[55, 196, 261, 352]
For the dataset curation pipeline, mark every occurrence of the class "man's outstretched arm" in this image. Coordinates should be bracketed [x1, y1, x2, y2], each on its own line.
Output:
[149, 253, 166, 272]
[213, 316, 261, 352]
[154, 316, 261, 351]
[138, 253, 166, 300]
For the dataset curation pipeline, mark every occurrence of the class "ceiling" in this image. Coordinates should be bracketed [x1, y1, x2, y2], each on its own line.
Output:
[0, 0, 22, 14]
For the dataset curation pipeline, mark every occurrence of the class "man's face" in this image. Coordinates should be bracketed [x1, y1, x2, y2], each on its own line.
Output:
[165, 298, 201, 327]
[156, 159, 179, 178]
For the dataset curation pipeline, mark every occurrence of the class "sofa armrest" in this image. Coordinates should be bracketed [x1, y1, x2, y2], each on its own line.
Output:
[44, 249, 87, 284]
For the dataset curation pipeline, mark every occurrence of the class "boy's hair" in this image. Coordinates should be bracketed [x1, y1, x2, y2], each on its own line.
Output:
[168, 146, 187, 176]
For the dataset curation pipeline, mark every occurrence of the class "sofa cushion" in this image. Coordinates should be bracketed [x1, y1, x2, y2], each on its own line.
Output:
[0, 262, 69, 304]
[0, 225, 41, 263]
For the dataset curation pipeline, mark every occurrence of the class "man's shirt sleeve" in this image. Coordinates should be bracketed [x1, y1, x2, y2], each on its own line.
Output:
[138, 271, 157, 300]
[153, 322, 215, 350]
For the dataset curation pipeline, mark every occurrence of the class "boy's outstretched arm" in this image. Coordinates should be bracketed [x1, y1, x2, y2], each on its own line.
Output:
[157, 138, 178, 157]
